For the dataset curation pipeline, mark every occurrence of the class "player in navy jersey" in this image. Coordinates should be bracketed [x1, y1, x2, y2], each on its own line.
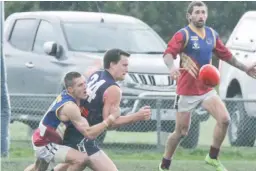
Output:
[159, 1, 256, 171]
[24, 72, 120, 171]
[53, 49, 152, 171]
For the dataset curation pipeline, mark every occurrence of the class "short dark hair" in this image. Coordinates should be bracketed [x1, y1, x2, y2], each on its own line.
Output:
[187, 1, 207, 14]
[103, 48, 130, 69]
[64, 71, 81, 89]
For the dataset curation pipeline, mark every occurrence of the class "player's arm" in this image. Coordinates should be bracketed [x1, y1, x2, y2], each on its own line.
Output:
[163, 31, 185, 70]
[61, 102, 116, 139]
[102, 86, 149, 129]
[213, 34, 248, 72]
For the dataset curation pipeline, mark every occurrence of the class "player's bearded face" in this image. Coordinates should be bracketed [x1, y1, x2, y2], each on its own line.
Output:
[190, 6, 208, 28]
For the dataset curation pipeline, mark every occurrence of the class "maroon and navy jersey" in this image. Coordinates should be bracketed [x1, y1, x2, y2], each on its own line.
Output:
[164, 24, 232, 95]
[32, 90, 75, 146]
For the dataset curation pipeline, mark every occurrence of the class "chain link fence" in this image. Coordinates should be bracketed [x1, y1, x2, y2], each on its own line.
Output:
[9, 93, 256, 151]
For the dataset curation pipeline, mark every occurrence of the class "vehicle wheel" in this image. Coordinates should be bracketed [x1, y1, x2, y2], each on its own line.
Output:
[180, 120, 200, 149]
[227, 94, 256, 147]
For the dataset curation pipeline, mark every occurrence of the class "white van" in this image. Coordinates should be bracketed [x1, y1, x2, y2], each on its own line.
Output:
[219, 11, 256, 147]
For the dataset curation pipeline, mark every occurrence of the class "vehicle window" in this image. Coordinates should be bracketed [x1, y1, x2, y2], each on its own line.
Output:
[232, 18, 256, 48]
[62, 22, 166, 53]
[33, 20, 56, 54]
[9, 19, 37, 51]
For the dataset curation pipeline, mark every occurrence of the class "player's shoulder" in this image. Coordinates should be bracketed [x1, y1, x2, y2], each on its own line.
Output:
[103, 85, 121, 103]
[106, 85, 121, 93]
[205, 26, 214, 31]
[57, 100, 80, 119]
[175, 26, 189, 35]
[104, 85, 121, 97]
[205, 26, 219, 36]
[62, 101, 79, 112]
[171, 26, 190, 40]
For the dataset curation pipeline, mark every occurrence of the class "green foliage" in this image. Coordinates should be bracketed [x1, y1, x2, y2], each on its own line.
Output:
[4, 1, 256, 42]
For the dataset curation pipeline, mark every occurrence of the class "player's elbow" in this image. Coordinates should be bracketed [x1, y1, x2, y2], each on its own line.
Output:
[163, 54, 175, 68]
[164, 53, 174, 61]
[83, 129, 96, 140]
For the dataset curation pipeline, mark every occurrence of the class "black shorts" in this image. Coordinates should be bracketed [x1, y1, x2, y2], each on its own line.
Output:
[63, 128, 100, 156]
[63, 137, 100, 156]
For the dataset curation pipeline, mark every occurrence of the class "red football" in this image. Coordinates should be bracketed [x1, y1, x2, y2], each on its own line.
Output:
[199, 64, 220, 87]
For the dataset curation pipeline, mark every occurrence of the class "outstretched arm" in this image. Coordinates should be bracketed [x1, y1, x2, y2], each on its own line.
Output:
[61, 103, 117, 139]
[225, 56, 248, 72]
[214, 37, 256, 78]
[213, 37, 247, 72]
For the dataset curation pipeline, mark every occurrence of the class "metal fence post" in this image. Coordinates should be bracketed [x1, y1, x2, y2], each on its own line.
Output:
[1, 1, 11, 158]
[156, 99, 161, 150]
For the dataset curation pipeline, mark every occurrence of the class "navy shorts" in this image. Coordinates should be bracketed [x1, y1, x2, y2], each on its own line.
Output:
[63, 137, 100, 156]
[63, 126, 100, 156]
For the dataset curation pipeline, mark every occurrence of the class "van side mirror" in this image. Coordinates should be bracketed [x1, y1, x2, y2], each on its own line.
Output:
[43, 41, 62, 59]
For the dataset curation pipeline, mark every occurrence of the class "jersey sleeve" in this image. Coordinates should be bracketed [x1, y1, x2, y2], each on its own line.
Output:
[212, 29, 232, 61]
[164, 30, 186, 59]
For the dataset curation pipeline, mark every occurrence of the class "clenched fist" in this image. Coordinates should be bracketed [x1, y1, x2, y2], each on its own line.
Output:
[135, 106, 151, 121]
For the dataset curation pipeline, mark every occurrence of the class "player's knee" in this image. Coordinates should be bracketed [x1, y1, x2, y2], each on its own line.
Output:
[175, 127, 189, 138]
[73, 155, 87, 166]
[219, 115, 231, 126]
[180, 127, 189, 137]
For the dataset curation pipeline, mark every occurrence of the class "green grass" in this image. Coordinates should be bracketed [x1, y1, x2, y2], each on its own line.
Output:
[6, 140, 256, 161]
[3, 118, 256, 171]
[6, 117, 232, 160]
[9, 116, 230, 146]
[2, 160, 256, 171]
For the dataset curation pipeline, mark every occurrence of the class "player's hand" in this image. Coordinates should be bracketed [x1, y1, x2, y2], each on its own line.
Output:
[136, 106, 151, 121]
[246, 61, 256, 79]
[180, 55, 199, 78]
[170, 67, 182, 80]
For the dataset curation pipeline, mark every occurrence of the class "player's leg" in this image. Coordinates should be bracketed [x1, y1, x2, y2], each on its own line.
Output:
[159, 112, 191, 170]
[25, 148, 53, 171]
[34, 158, 49, 171]
[24, 147, 50, 171]
[88, 150, 118, 171]
[53, 136, 102, 171]
[201, 90, 230, 171]
[52, 163, 69, 171]
[33, 143, 88, 171]
[159, 95, 198, 170]
[24, 163, 35, 171]
[54, 145, 88, 171]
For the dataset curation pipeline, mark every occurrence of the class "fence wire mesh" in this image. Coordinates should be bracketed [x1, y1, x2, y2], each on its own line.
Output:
[9, 94, 256, 151]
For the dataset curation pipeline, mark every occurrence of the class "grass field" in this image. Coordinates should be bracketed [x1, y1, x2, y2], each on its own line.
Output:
[2, 160, 256, 171]
[1, 117, 256, 171]
[8, 116, 230, 146]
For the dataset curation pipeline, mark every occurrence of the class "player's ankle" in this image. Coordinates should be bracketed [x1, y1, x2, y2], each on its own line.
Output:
[209, 146, 219, 159]
[161, 157, 172, 169]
